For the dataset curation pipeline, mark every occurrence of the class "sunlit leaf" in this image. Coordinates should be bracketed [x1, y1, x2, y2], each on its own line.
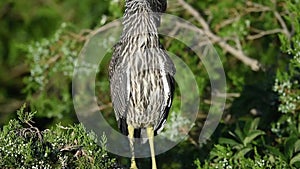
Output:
[294, 140, 300, 153]
[243, 130, 265, 146]
[235, 147, 252, 158]
[290, 153, 300, 166]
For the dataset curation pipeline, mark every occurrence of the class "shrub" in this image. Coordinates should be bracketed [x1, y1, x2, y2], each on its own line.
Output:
[0, 104, 121, 168]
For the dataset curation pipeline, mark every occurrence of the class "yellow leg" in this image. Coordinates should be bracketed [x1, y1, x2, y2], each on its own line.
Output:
[128, 125, 138, 169]
[147, 126, 157, 169]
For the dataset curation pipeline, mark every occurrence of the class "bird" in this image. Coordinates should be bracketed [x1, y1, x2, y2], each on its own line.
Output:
[108, 0, 175, 169]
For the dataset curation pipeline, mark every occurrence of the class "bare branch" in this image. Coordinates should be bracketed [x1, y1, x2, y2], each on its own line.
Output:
[46, 54, 61, 65]
[274, 11, 290, 37]
[99, 102, 112, 111]
[234, 37, 242, 51]
[246, 0, 290, 38]
[177, 0, 261, 71]
[247, 28, 284, 40]
[177, 0, 210, 31]
[215, 16, 241, 32]
[165, 24, 180, 48]
[218, 40, 260, 71]
[89, 20, 122, 37]
[245, 1, 272, 12]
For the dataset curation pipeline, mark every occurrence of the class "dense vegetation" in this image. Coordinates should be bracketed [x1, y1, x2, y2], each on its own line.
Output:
[0, 0, 300, 168]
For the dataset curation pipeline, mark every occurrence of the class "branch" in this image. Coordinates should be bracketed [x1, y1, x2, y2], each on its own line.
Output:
[274, 11, 290, 38]
[218, 40, 260, 71]
[246, 0, 290, 38]
[215, 16, 241, 32]
[165, 24, 180, 48]
[245, 1, 272, 13]
[89, 20, 122, 37]
[177, 0, 261, 71]
[247, 28, 284, 40]
[177, 0, 210, 31]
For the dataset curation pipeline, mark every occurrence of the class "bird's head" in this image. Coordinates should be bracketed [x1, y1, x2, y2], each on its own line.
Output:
[125, 0, 167, 13]
[149, 0, 167, 13]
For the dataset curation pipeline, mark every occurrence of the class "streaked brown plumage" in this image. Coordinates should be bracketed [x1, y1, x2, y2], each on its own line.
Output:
[109, 0, 175, 168]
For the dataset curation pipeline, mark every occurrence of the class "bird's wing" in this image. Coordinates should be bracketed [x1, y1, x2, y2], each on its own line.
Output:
[154, 73, 175, 135]
[109, 43, 130, 134]
[110, 69, 129, 118]
[110, 69, 130, 134]
[158, 44, 176, 76]
[153, 50, 176, 135]
[109, 42, 121, 79]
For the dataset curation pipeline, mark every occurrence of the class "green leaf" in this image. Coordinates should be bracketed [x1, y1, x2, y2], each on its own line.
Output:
[219, 137, 240, 146]
[243, 118, 260, 134]
[249, 118, 260, 131]
[290, 153, 300, 166]
[294, 140, 300, 153]
[243, 130, 265, 146]
[235, 147, 252, 159]
[210, 144, 233, 160]
[231, 124, 244, 143]
[285, 136, 298, 159]
[266, 145, 287, 162]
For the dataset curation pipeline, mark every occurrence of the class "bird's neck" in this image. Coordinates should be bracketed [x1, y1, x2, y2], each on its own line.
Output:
[121, 0, 161, 43]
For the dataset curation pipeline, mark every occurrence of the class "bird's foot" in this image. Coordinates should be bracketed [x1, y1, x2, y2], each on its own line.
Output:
[130, 163, 138, 169]
[130, 159, 138, 169]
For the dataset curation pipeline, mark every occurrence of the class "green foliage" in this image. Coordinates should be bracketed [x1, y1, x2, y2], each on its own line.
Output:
[0, 105, 119, 168]
[195, 1, 300, 169]
[194, 117, 292, 168]
[1, 0, 300, 168]
[108, 0, 125, 19]
[218, 118, 265, 155]
[195, 146, 289, 169]
[269, 2, 300, 167]
[17, 103, 37, 125]
[274, 2, 300, 114]
[160, 111, 194, 142]
[0, 0, 109, 125]
[23, 23, 82, 120]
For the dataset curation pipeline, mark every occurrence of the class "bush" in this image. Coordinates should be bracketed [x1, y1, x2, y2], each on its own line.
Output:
[0, 104, 121, 168]
[1, 0, 300, 168]
[195, 1, 300, 169]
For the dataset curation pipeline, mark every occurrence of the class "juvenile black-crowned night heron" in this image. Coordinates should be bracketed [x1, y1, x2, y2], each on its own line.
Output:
[109, 0, 175, 169]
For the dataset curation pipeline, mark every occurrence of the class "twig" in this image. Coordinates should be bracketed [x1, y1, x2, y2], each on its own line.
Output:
[188, 137, 199, 147]
[175, 20, 261, 71]
[234, 37, 242, 51]
[67, 32, 89, 42]
[99, 102, 112, 111]
[246, 0, 290, 38]
[84, 102, 112, 115]
[177, 0, 261, 71]
[177, 0, 209, 31]
[46, 54, 61, 65]
[215, 16, 241, 32]
[245, 1, 272, 13]
[216, 92, 240, 98]
[247, 28, 284, 40]
[89, 20, 122, 38]
[165, 24, 180, 48]
[218, 40, 260, 71]
[274, 11, 290, 38]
